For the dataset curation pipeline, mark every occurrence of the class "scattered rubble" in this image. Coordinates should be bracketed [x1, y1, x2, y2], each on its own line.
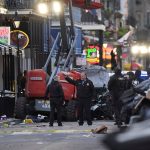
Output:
[91, 125, 108, 134]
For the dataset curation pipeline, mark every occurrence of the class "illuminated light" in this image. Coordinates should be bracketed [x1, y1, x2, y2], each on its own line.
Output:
[131, 45, 139, 54]
[0, 8, 7, 14]
[86, 48, 97, 58]
[140, 46, 148, 54]
[86, 45, 100, 64]
[113, 48, 117, 55]
[52, 1, 61, 14]
[148, 47, 150, 53]
[85, 9, 89, 13]
[13, 21, 20, 29]
[103, 43, 107, 49]
[37, 3, 49, 14]
[0, 27, 10, 45]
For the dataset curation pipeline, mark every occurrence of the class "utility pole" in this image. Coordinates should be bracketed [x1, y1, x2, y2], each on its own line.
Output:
[99, 30, 103, 66]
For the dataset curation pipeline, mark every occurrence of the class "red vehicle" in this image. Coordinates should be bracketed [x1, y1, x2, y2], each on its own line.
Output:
[14, 0, 103, 120]
[15, 69, 81, 120]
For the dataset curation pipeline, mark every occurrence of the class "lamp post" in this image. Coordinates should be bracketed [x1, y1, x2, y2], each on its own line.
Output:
[13, 18, 21, 95]
[37, 1, 51, 72]
[99, 30, 103, 66]
[37, 0, 62, 72]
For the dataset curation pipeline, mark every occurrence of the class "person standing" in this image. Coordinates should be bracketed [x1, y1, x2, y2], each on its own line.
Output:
[108, 68, 124, 127]
[45, 75, 64, 127]
[135, 69, 143, 83]
[64, 72, 94, 126]
[110, 50, 117, 70]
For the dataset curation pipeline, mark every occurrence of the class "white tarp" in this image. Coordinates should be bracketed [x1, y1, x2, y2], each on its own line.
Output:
[117, 31, 133, 43]
[76, 65, 109, 88]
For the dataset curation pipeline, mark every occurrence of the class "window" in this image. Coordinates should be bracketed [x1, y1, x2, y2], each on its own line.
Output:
[147, 12, 150, 26]
[106, 0, 109, 9]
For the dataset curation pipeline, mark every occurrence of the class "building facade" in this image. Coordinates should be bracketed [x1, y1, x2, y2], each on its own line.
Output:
[0, 0, 105, 91]
[128, 0, 150, 41]
[128, 0, 150, 69]
[0, 0, 50, 91]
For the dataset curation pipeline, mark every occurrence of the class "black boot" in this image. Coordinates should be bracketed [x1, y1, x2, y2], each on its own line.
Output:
[49, 123, 53, 127]
[58, 123, 62, 126]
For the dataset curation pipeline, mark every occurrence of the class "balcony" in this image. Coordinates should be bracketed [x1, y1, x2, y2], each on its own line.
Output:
[0, 0, 5, 7]
[5, 0, 70, 18]
[5, 0, 36, 10]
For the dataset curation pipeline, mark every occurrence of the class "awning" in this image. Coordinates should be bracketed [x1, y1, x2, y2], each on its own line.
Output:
[123, 63, 143, 71]
[117, 31, 133, 43]
[0, 7, 7, 14]
[0, 44, 17, 56]
[75, 23, 106, 31]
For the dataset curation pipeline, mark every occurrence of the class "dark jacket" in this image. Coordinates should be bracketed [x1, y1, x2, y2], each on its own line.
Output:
[65, 76, 94, 99]
[45, 80, 64, 100]
[108, 74, 125, 96]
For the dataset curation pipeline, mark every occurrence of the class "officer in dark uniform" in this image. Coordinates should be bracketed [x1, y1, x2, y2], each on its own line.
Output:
[45, 75, 64, 127]
[108, 68, 124, 127]
[111, 50, 117, 70]
[135, 69, 143, 83]
[64, 72, 94, 126]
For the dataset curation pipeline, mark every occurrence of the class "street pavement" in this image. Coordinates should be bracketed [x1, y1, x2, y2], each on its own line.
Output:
[0, 120, 118, 150]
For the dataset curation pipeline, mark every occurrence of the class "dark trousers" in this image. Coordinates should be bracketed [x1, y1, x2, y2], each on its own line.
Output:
[112, 94, 122, 125]
[50, 99, 62, 125]
[78, 98, 92, 125]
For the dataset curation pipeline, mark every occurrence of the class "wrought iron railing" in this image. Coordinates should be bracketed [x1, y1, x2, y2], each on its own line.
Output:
[5, 0, 36, 10]
[0, 0, 5, 7]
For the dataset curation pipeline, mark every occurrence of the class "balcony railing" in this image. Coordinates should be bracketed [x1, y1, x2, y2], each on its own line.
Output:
[5, 0, 70, 16]
[0, 0, 4, 7]
[5, 0, 36, 10]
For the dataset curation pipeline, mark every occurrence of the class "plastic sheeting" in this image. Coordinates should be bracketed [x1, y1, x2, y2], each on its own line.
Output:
[75, 65, 109, 88]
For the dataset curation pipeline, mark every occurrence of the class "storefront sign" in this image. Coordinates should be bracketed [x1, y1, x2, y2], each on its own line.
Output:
[10, 30, 29, 49]
[0, 27, 10, 45]
[86, 45, 100, 64]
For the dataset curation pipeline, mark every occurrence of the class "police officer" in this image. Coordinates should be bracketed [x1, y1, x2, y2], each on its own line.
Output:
[108, 68, 124, 127]
[135, 69, 143, 83]
[64, 72, 94, 126]
[45, 75, 64, 127]
[111, 50, 117, 70]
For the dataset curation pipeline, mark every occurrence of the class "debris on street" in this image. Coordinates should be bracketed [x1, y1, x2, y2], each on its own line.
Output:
[23, 119, 33, 124]
[91, 125, 108, 134]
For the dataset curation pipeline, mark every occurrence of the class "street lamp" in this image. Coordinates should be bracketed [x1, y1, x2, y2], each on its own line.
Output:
[52, 1, 62, 14]
[37, 1, 62, 16]
[13, 21, 20, 29]
[13, 14, 21, 95]
[37, 0, 62, 72]
[37, 2, 49, 14]
[37, 1, 51, 73]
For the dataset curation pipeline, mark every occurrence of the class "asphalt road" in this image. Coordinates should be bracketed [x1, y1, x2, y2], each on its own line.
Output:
[0, 120, 117, 150]
[0, 133, 107, 150]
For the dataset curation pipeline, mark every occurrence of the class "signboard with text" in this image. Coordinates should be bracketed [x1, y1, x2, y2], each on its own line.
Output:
[10, 30, 29, 49]
[0, 27, 10, 45]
